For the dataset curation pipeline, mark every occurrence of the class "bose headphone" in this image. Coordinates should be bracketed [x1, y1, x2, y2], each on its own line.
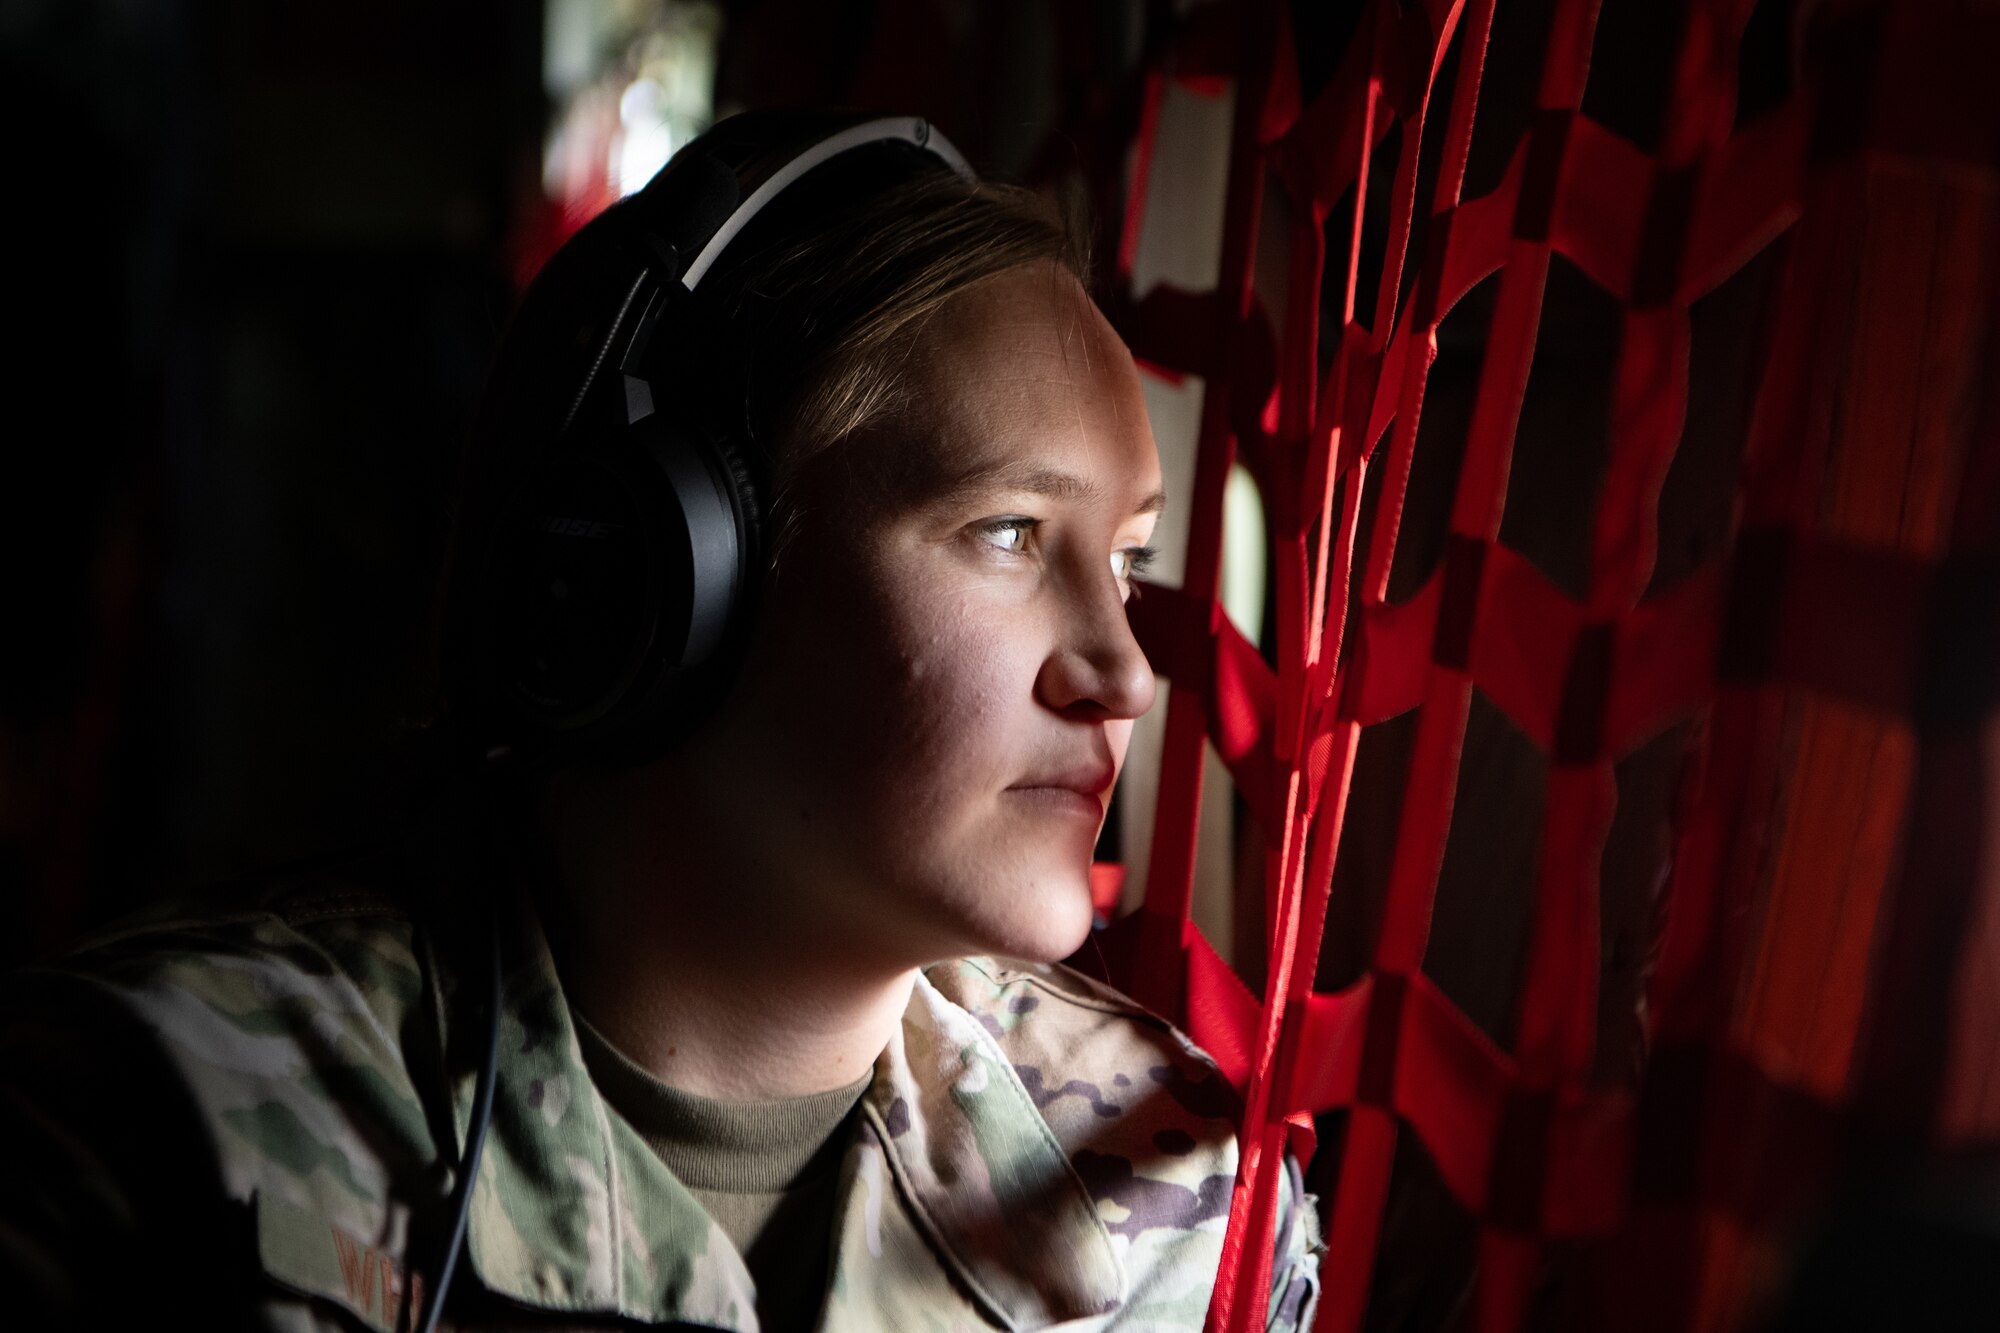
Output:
[466, 113, 975, 767]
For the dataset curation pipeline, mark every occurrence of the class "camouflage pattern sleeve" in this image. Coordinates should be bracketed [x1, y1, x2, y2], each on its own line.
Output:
[2, 888, 1326, 1331]
[1266, 1151, 1324, 1331]
[932, 957, 1328, 1332]
[0, 967, 257, 1330]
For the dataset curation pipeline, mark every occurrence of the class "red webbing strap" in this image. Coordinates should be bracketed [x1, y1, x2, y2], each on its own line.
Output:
[1927, 231, 2000, 1141]
[1130, 0, 1278, 1025]
[1214, 3, 1481, 1328]
[1602, 15, 2000, 1327]
[1091, 1, 1999, 1330]
[1840, 9, 2000, 1148]
[1191, 13, 1311, 1330]
[1116, 68, 1167, 291]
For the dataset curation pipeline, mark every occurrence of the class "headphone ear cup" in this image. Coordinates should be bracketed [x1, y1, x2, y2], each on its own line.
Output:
[468, 117, 969, 765]
[476, 414, 766, 763]
[710, 432, 764, 577]
[480, 451, 685, 741]
[603, 416, 764, 752]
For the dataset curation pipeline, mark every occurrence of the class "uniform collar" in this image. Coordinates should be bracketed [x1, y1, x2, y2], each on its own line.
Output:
[446, 891, 754, 1322]
[439, 899, 1123, 1330]
[851, 970, 1124, 1329]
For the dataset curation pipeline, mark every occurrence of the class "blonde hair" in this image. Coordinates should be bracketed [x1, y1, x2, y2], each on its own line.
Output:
[698, 164, 1090, 562]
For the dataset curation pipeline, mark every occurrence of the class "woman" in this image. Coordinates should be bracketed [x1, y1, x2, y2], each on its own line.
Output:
[0, 110, 1319, 1331]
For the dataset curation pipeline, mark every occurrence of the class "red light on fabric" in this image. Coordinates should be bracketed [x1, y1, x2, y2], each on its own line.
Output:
[1079, 1, 2000, 1330]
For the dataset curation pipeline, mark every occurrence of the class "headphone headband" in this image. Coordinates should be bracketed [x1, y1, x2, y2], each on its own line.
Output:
[679, 116, 974, 290]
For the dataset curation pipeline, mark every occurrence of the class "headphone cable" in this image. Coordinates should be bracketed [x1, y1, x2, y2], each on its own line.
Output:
[416, 903, 503, 1333]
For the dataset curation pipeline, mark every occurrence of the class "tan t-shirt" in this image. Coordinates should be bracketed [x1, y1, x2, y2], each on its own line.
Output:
[572, 1012, 871, 1333]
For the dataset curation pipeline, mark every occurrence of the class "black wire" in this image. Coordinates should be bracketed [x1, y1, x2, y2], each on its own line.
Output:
[416, 905, 503, 1333]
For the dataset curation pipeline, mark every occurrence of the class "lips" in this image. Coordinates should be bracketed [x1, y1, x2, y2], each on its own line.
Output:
[1006, 760, 1117, 821]
[1009, 761, 1117, 801]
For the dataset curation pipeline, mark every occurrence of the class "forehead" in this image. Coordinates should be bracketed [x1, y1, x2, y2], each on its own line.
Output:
[887, 263, 1161, 504]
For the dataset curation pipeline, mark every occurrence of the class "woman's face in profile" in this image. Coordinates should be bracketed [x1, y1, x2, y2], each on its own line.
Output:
[696, 259, 1164, 966]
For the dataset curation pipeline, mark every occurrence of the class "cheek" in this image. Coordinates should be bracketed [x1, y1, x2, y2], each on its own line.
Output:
[862, 586, 1026, 780]
[771, 557, 1032, 798]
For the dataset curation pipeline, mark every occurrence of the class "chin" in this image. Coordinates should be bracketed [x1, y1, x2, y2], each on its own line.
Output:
[967, 865, 1096, 964]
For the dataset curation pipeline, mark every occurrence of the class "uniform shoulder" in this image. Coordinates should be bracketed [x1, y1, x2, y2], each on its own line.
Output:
[925, 959, 1325, 1331]
[56, 860, 423, 1005]
[927, 954, 1243, 1141]
[29, 859, 433, 1109]
[921, 959, 1252, 1322]
[11, 862, 448, 1240]
[931, 955, 1222, 1067]
[2, 860, 456, 1320]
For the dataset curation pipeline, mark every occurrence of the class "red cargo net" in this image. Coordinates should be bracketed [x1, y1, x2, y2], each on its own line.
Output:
[1074, 1, 2000, 1330]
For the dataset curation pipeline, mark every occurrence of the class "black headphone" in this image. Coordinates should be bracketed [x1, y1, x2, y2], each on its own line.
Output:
[465, 114, 974, 767]
[419, 114, 979, 1333]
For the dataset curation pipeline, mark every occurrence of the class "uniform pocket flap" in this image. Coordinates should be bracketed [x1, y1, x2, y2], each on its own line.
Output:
[255, 1191, 425, 1333]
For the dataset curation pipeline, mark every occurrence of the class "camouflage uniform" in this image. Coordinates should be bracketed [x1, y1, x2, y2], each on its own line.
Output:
[1, 872, 1321, 1331]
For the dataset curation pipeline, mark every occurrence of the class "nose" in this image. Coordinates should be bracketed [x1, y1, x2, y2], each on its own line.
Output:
[1036, 575, 1157, 721]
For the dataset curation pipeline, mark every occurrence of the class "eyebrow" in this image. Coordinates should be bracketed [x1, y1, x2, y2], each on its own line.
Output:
[925, 459, 1169, 517]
